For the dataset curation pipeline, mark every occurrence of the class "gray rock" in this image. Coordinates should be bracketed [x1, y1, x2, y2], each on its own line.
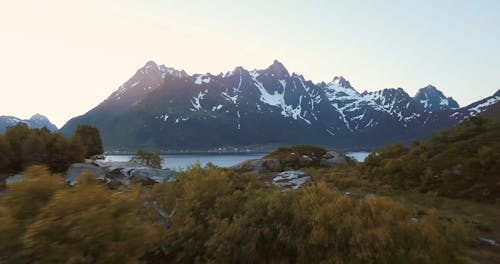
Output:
[89, 154, 106, 160]
[5, 174, 25, 185]
[93, 161, 143, 172]
[321, 151, 347, 166]
[233, 158, 282, 172]
[86, 160, 175, 186]
[324, 151, 341, 159]
[479, 237, 499, 247]
[272, 170, 311, 190]
[129, 167, 175, 184]
[66, 163, 106, 186]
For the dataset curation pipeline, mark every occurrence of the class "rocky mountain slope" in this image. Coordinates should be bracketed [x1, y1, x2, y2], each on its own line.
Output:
[0, 114, 57, 133]
[60, 60, 499, 150]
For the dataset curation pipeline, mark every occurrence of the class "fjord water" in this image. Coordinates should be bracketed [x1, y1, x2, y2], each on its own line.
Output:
[105, 151, 370, 170]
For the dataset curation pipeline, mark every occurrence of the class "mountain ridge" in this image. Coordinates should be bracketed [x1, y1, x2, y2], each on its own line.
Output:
[60, 60, 499, 151]
[0, 114, 58, 133]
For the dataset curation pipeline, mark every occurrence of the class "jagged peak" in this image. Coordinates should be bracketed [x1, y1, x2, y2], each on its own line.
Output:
[220, 66, 248, 78]
[414, 84, 440, 97]
[414, 85, 460, 109]
[144, 60, 158, 68]
[265, 59, 289, 77]
[136, 60, 161, 76]
[327, 76, 358, 94]
[330, 76, 353, 88]
[30, 113, 47, 120]
[494, 89, 500, 97]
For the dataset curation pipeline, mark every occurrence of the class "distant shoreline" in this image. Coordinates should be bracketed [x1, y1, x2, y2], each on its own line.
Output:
[104, 147, 372, 156]
[105, 151, 270, 156]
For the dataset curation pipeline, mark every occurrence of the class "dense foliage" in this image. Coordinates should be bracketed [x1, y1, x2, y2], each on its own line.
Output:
[3, 118, 496, 262]
[0, 166, 158, 263]
[144, 165, 467, 263]
[130, 148, 163, 169]
[264, 144, 328, 169]
[72, 124, 104, 158]
[0, 123, 84, 173]
[0, 165, 468, 263]
[357, 117, 500, 201]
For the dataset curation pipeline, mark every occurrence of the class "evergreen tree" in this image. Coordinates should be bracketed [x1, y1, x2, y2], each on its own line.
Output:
[3, 123, 31, 172]
[0, 135, 12, 172]
[72, 125, 104, 158]
[1, 124, 85, 173]
[130, 149, 163, 169]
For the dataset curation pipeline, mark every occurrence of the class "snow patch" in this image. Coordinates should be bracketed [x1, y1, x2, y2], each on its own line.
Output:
[250, 73, 310, 124]
[468, 96, 500, 116]
[194, 74, 211, 85]
[190, 91, 207, 110]
[212, 105, 223, 111]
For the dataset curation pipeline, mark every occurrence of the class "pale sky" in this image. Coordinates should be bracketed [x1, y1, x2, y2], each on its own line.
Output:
[1, 0, 499, 127]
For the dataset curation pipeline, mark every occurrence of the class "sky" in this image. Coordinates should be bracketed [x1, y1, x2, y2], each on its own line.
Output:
[1, 0, 499, 127]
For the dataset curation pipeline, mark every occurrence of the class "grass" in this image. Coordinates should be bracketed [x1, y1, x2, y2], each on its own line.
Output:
[397, 193, 500, 264]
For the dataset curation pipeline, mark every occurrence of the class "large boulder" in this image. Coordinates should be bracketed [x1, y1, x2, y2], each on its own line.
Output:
[93, 161, 144, 173]
[128, 168, 175, 185]
[233, 158, 282, 172]
[66, 163, 106, 186]
[88, 160, 175, 186]
[234, 150, 347, 173]
[5, 174, 25, 185]
[272, 170, 311, 190]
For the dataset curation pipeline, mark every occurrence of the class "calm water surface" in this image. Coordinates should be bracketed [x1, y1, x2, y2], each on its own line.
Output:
[105, 153, 265, 170]
[346, 151, 371, 162]
[106, 151, 370, 170]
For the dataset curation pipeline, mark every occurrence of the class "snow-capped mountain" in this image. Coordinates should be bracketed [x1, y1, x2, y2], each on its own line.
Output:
[0, 114, 58, 133]
[414, 85, 459, 112]
[60, 60, 499, 150]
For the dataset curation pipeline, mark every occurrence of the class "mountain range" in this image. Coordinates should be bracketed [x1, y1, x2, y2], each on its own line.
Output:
[0, 114, 58, 133]
[60, 60, 500, 151]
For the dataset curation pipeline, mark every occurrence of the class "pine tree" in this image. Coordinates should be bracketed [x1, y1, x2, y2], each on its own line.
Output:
[72, 125, 104, 158]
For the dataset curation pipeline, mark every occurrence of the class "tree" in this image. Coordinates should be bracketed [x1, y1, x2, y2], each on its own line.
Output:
[46, 134, 85, 172]
[0, 135, 12, 172]
[72, 125, 103, 158]
[1, 125, 84, 173]
[3, 123, 31, 172]
[130, 149, 163, 169]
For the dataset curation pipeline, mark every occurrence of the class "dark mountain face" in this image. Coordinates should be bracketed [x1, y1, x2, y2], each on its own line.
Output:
[479, 90, 500, 119]
[414, 85, 460, 112]
[0, 114, 57, 133]
[60, 60, 498, 150]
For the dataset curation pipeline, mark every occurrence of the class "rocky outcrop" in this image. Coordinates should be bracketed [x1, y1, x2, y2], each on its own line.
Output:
[66, 163, 106, 186]
[66, 161, 175, 186]
[271, 170, 311, 190]
[233, 158, 282, 172]
[321, 151, 347, 166]
[5, 174, 25, 186]
[128, 167, 175, 185]
[233, 149, 347, 173]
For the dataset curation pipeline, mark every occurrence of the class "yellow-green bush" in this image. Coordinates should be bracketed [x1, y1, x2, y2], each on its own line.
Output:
[359, 117, 500, 201]
[0, 167, 158, 263]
